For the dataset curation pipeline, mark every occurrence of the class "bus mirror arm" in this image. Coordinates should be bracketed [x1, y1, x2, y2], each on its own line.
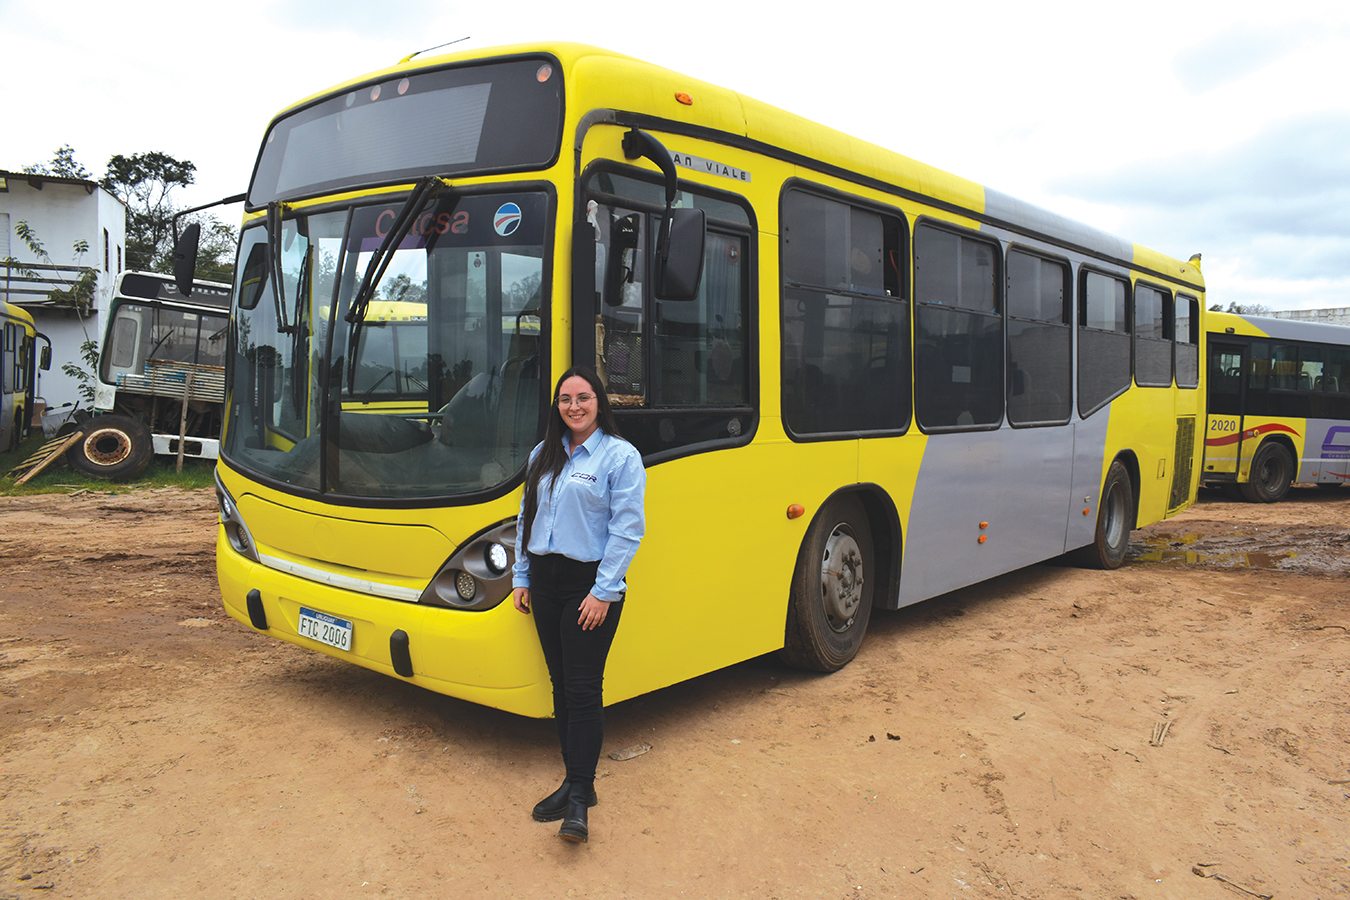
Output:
[621, 127, 706, 301]
[171, 192, 245, 296]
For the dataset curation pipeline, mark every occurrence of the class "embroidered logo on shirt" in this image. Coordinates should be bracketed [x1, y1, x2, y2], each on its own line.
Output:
[569, 472, 599, 484]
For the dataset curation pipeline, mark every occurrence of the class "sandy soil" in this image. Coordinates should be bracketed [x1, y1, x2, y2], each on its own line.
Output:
[0, 485, 1347, 899]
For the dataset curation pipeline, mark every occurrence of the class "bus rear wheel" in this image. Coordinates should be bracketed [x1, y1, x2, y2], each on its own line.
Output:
[66, 415, 153, 481]
[1074, 460, 1134, 570]
[780, 495, 875, 673]
[1240, 442, 1293, 503]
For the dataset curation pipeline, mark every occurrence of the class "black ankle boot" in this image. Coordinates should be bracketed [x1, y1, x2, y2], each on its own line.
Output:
[558, 793, 589, 843]
[532, 780, 597, 822]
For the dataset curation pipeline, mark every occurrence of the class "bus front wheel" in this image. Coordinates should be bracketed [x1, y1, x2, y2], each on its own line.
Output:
[1074, 460, 1134, 570]
[66, 415, 154, 481]
[1240, 442, 1293, 503]
[780, 495, 875, 673]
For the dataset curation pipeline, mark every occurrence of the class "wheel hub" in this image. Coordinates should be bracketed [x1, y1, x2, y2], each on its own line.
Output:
[83, 428, 133, 466]
[820, 526, 864, 632]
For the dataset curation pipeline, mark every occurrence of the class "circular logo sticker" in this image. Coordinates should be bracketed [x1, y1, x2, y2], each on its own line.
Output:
[493, 202, 522, 236]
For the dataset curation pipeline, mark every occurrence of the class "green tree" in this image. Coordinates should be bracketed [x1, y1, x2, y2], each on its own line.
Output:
[101, 151, 197, 272]
[194, 217, 239, 285]
[1209, 301, 1274, 316]
[22, 145, 92, 180]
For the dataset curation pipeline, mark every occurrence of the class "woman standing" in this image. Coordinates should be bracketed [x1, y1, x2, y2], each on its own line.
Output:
[512, 366, 645, 843]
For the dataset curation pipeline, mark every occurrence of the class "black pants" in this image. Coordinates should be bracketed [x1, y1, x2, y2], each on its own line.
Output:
[528, 553, 623, 791]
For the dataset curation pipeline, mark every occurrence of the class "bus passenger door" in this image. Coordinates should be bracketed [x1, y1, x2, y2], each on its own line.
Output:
[1203, 341, 1245, 477]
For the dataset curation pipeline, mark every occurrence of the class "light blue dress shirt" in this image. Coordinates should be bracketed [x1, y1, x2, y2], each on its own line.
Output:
[512, 429, 646, 603]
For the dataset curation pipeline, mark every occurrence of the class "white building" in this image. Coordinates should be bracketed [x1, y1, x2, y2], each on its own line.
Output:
[1272, 307, 1350, 327]
[0, 169, 126, 416]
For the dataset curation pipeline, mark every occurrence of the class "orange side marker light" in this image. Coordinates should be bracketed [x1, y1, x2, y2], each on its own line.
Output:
[978, 535, 988, 544]
[787, 504, 805, 520]
[675, 92, 693, 106]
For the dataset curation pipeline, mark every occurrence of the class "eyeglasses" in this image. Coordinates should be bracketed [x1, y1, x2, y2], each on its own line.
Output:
[557, 393, 596, 407]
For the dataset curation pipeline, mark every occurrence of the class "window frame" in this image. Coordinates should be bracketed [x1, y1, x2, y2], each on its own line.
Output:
[1004, 244, 1072, 428]
[778, 181, 912, 441]
[912, 218, 1004, 433]
[1132, 280, 1175, 388]
[578, 161, 760, 461]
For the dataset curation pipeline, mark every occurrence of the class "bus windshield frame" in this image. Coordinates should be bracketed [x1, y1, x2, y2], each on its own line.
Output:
[222, 186, 552, 503]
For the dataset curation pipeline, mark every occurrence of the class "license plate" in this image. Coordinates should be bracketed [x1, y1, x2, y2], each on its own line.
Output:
[297, 606, 353, 651]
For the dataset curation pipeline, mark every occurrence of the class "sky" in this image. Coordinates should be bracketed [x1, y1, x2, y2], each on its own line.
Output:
[4, 0, 1349, 312]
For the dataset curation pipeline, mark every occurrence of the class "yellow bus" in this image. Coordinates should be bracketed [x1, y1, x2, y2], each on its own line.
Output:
[193, 43, 1206, 717]
[0, 301, 51, 450]
[1204, 310, 1350, 500]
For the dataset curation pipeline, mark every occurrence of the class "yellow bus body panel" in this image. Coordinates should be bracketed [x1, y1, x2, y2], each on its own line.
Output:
[220, 42, 1208, 717]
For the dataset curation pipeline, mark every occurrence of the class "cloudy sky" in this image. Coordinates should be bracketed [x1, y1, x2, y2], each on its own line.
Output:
[5, 0, 1348, 311]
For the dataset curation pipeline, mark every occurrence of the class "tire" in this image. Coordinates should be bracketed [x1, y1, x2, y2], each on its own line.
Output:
[1239, 442, 1293, 503]
[1073, 460, 1134, 570]
[780, 494, 875, 672]
[66, 414, 154, 480]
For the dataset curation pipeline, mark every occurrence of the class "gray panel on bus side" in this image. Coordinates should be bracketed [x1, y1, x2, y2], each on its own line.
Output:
[1300, 417, 1350, 483]
[1063, 409, 1113, 553]
[897, 424, 1077, 607]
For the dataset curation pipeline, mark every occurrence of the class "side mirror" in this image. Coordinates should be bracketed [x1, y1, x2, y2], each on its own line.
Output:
[174, 222, 201, 297]
[654, 208, 706, 302]
[39, 343, 51, 372]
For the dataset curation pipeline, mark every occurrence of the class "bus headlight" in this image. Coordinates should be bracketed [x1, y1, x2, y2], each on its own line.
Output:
[421, 520, 517, 610]
[484, 542, 509, 576]
[215, 470, 260, 563]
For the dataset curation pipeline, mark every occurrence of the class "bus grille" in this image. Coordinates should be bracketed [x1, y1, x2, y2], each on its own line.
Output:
[1169, 415, 1197, 512]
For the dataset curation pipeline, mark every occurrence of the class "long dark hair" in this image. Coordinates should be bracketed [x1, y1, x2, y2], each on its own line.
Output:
[520, 366, 621, 552]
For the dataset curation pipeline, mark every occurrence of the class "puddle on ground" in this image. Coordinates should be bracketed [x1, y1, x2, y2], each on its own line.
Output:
[1129, 532, 1302, 569]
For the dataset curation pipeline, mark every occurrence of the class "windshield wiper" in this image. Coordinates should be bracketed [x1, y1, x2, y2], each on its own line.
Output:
[344, 176, 447, 394]
[267, 202, 295, 335]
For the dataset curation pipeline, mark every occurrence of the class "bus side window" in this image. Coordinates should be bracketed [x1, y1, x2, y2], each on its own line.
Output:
[1077, 269, 1131, 417]
[1006, 249, 1071, 426]
[914, 223, 1000, 430]
[1133, 284, 1173, 388]
[781, 189, 909, 436]
[1176, 294, 1200, 388]
[596, 206, 647, 406]
[2, 323, 13, 394]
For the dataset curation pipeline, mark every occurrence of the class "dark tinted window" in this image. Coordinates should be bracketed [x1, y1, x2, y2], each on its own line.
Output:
[781, 189, 908, 436]
[1207, 344, 1243, 416]
[914, 224, 1002, 430]
[1176, 294, 1199, 388]
[1134, 284, 1172, 387]
[1078, 269, 1130, 416]
[1006, 250, 1070, 425]
[585, 172, 755, 456]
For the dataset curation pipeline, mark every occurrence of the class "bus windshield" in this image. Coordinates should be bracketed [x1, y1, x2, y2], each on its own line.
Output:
[224, 191, 547, 500]
[101, 301, 228, 381]
[248, 57, 563, 206]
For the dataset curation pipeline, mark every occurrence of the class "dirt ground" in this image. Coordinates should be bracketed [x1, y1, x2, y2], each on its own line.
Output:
[0, 485, 1346, 899]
